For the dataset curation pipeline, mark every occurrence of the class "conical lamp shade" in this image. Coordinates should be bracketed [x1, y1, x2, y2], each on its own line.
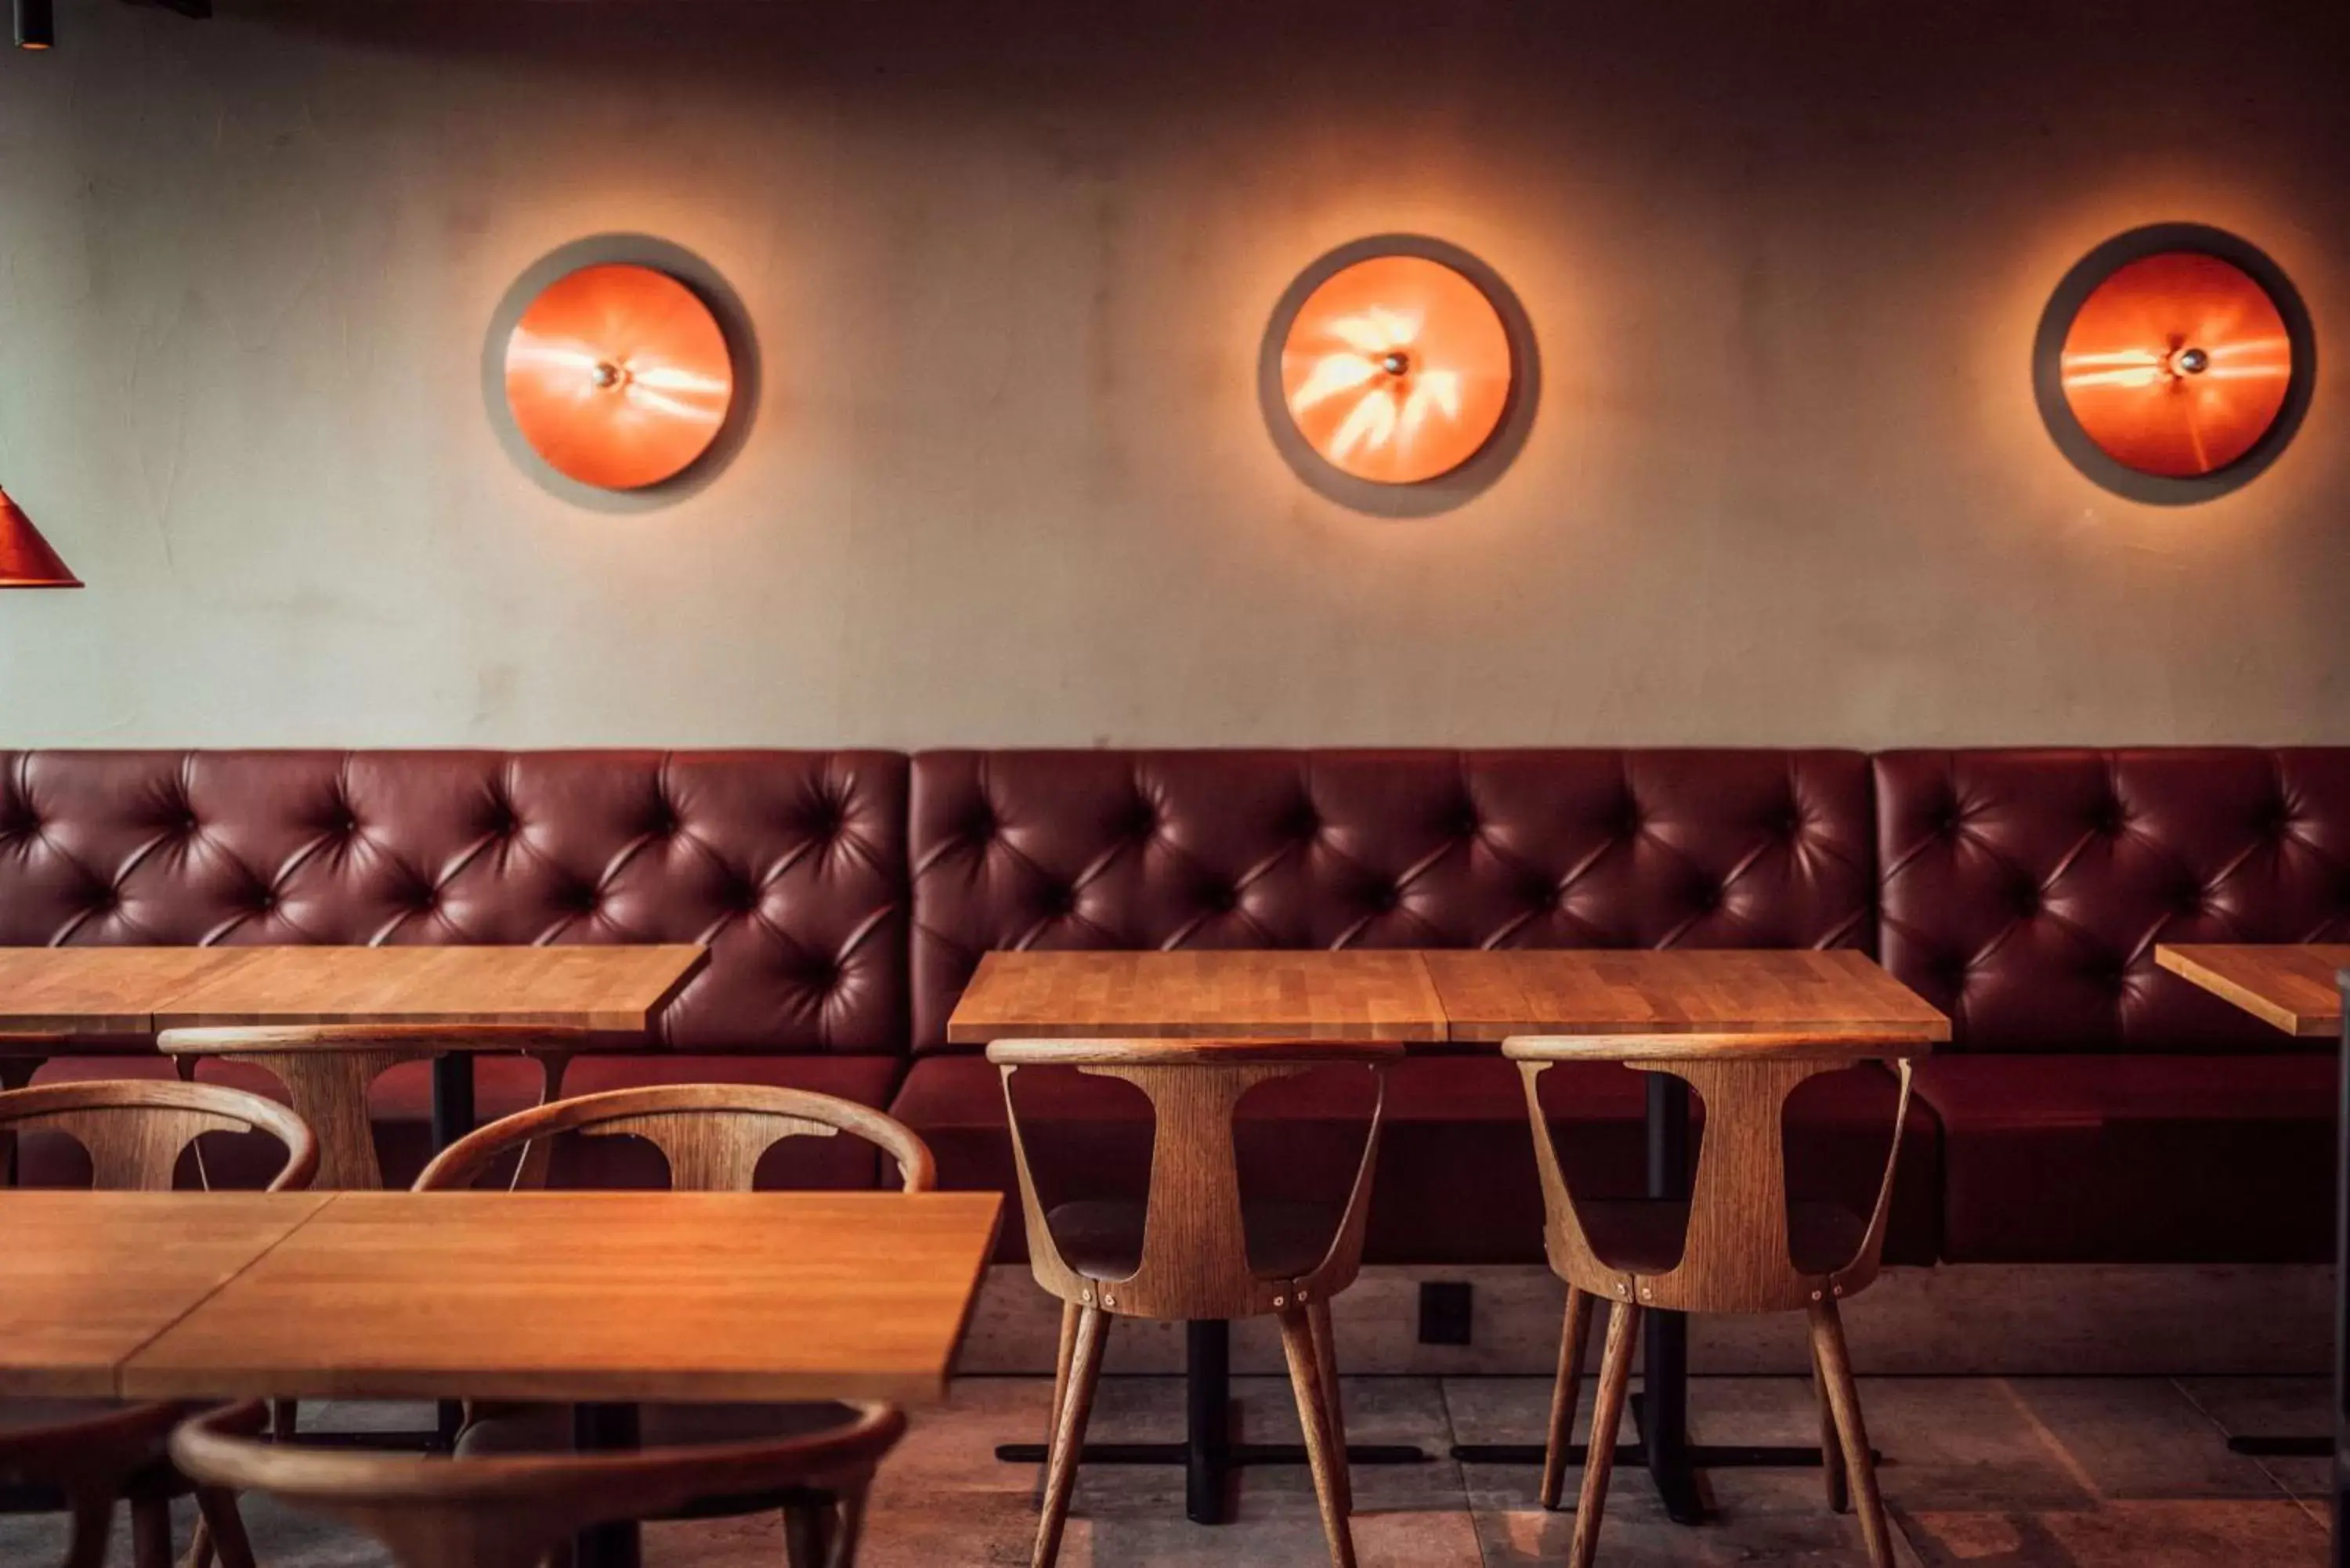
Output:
[0, 490, 81, 588]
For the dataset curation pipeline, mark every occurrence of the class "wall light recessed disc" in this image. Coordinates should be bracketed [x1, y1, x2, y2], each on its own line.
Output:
[504, 263, 734, 491]
[1260, 236, 1538, 517]
[2033, 224, 2313, 504]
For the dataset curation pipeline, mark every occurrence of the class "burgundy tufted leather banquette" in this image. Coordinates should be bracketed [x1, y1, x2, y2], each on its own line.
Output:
[892, 750, 1940, 1266]
[1878, 750, 2345, 1262]
[4, 745, 2337, 1268]
[5, 750, 909, 1187]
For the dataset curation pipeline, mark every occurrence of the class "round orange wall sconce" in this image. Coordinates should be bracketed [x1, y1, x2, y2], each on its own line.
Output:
[484, 237, 757, 511]
[2034, 225, 2313, 504]
[1260, 237, 1538, 516]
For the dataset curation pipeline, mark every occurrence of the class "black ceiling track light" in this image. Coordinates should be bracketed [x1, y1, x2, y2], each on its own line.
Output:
[14, 0, 212, 50]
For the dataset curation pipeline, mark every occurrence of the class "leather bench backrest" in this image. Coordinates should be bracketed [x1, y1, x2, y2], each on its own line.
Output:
[1876, 748, 2350, 1053]
[909, 749, 1875, 1049]
[0, 750, 908, 1053]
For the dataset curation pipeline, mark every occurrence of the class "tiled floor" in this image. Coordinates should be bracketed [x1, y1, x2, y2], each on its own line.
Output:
[2, 1375, 2329, 1565]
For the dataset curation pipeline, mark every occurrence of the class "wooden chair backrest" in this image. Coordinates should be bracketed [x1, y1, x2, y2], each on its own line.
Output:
[414, 1083, 937, 1194]
[171, 1399, 907, 1568]
[987, 1038, 1401, 1321]
[1504, 1031, 1923, 1314]
[0, 1079, 318, 1192]
[157, 1024, 588, 1190]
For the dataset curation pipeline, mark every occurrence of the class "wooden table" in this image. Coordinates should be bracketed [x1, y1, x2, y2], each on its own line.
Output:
[949, 948, 1447, 1521]
[2156, 942, 2348, 1531]
[0, 1190, 332, 1397]
[6, 1188, 1001, 1568]
[0, 943, 707, 1151]
[2154, 943, 2350, 1038]
[946, 948, 1448, 1043]
[949, 945, 1948, 1529]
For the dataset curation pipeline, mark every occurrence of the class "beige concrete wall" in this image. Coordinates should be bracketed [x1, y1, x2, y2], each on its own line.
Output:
[2, 0, 2345, 750]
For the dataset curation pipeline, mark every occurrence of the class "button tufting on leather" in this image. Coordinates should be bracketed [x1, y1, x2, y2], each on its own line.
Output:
[1202, 883, 1238, 914]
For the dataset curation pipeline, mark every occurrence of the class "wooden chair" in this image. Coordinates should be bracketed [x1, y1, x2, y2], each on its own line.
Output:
[156, 1024, 590, 1191]
[1506, 1031, 1922, 1568]
[414, 1082, 937, 1565]
[987, 1037, 1401, 1568]
[171, 1398, 909, 1568]
[0, 1078, 316, 1568]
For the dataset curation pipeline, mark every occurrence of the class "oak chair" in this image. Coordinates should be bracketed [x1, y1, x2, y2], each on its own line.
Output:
[988, 1037, 1401, 1568]
[414, 1083, 938, 1566]
[171, 1398, 909, 1568]
[0, 1078, 317, 1568]
[1506, 1031, 1922, 1568]
[156, 1024, 590, 1191]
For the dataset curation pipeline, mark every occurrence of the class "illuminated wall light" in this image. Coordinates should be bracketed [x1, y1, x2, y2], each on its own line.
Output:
[504, 263, 734, 492]
[2033, 224, 2314, 504]
[1260, 237, 1538, 517]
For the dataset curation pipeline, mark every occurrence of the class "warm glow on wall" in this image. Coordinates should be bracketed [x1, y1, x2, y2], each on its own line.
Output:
[1279, 255, 1513, 485]
[503, 263, 735, 492]
[2034, 226, 2312, 504]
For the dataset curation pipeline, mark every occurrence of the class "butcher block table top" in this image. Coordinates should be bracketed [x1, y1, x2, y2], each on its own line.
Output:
[945, 948, 1449, 1043]
[2154, 943, 2350, 1039]
[112, 1190, 1003, 1405]
[0, 948, 251, 1038]
[1424, 948, 1950, 1042]
[148, 944, 709, 1032]
[0, 1190, 334, 1397]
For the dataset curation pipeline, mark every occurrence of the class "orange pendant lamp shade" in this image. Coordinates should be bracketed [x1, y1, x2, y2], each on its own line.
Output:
[1278, 255, 1513, 485]
[503, 264, 734, 491]
[0, 489, 81, 587]
[2058, 251, 2294, 479]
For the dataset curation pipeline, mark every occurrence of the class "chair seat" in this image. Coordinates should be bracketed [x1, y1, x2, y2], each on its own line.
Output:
[456, 1402, 855, 1517]
[1046, 1198, 1342, 1281]
[1573, 1198, 1869, 1277]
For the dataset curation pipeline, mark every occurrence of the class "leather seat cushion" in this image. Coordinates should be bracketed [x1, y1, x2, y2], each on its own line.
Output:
[888, 1052, 1940, 1267]
[1045, 1198, 1346, 1281]
[1574, 1198, 1869, 1277]
[17, 1054, 904, 1191]
[1915, 1054, 2337, 1263]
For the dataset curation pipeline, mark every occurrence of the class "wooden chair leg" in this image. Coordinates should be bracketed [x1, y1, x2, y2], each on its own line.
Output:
[1047, 1299, 1080, 1447]
[830, 1487, 869, 1568]
[1306, 1295, 1351, 1517]
[1569, 1301, 1641, 1568]
[1032, 1304, 1109, 1568]
[130, 1494, 175, 1568]
[193, 1488, 258, 1568]
[63, 1491, 115, 1568]
[1278, 1306, 1357, 1568]
[1809, 1299, 1893, 1568]
[783, 1499, 836, 1567]
[1813, 1335, 1849, 1514]
[1538, 1285, 1593, 1510]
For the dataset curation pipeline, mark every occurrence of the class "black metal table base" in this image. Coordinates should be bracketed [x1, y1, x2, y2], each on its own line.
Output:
[2229, 1434, 2335, 1458]
[576, 1402, 644, 1568]
[996, 1319, 1430, 1524]
[1450, 1391, 1845, 1526]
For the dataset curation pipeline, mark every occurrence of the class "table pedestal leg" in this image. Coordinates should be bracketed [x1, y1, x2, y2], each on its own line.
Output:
[574, 1402, 642, 1568]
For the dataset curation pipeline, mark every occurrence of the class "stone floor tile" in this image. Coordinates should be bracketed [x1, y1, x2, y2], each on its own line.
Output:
[2003, 1378, 2301, 1501]
[1900, 1498, 2326, 1567]
[2172, 1375, 2334, 1505]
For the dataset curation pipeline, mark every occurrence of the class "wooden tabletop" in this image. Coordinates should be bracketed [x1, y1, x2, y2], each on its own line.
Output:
[2154, 944, 2350, 1039]
[116, 1190, 1003, 1405]
[0, 1190, 332, 1397]
[1426, 948, 1949, 1042]
[149, 945, 708, 1032]
[0, 948, 250, 1038]
[945, 949, 1448, 1044]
